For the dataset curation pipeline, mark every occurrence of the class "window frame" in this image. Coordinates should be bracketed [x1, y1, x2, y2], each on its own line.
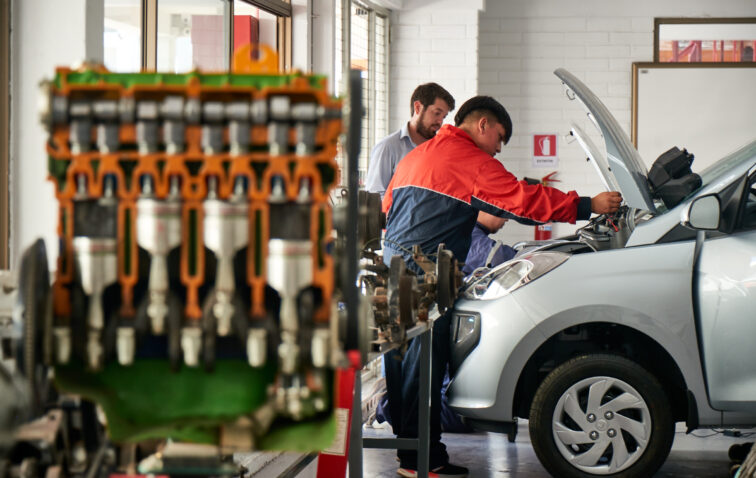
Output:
[0, 0, 9, 268]
[337, 0, 390, 185]
[136, 0, 292, 72]
[737, 168, 756, 231]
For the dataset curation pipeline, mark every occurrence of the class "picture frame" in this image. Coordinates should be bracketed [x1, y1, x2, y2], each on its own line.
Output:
[654, 17, 756, 63]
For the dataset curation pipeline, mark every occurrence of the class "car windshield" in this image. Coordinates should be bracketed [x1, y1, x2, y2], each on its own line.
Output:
[696, 139, 756, 189]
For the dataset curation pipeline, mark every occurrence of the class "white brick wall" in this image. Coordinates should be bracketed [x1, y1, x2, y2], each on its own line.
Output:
[388, 3, 480, 132]
[477, 0, 756, 245]
[11, 0, 103, 267]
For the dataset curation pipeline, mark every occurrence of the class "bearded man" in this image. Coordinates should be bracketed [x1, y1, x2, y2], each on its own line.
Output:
[365, 82, 455, 198]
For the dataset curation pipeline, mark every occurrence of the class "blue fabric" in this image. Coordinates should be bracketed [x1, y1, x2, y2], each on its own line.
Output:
[376, 368, 473, 434]
[383, 311, 452, 469]
[364, 123, 416, 198]
[383, 187, 478, 273]
[461, 222, 518, 275]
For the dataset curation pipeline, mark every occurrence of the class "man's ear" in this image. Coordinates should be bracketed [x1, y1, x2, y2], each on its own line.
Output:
[478, 115, 488, 134]
[412, 100, 424, 116]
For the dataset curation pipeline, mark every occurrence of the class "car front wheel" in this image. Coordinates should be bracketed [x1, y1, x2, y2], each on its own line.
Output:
[529, 354, 674, 478]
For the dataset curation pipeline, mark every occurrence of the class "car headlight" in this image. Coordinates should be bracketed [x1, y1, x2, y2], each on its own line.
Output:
[454, 313, 478, 344]
[450, 312, 480, 374]
[463, 251, 570, 300]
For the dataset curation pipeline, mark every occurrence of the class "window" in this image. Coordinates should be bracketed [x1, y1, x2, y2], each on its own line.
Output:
[157, 0, 226, 72]
[235, 1, 281, 61]
[0, 0, 8, 268]
[740, 173, 756, 230]
[334, 0, 390, 186]
[351, 5, 369, 179]
[374, 14, 388, 147]
[104, 0, 292, 73]
[104, 0, 142, 73]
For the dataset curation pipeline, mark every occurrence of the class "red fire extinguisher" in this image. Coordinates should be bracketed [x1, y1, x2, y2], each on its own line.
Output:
[535, 171, 560, 240]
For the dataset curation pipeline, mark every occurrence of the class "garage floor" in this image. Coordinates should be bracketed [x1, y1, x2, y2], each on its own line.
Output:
[288, 421, 749, 477]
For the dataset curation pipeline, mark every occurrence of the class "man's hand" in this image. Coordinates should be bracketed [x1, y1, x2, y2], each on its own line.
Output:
[591, 191, 622, 214]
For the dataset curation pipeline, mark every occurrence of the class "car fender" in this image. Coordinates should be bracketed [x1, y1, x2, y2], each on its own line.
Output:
[512, 243, 717, 424]
[449, 241, 722, 426]
[448, 294, 547, 418]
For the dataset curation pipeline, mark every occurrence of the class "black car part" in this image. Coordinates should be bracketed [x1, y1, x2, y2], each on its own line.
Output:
[649, 147, 702, 209]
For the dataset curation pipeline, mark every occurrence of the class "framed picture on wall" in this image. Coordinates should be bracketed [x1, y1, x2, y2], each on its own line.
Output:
[654, 17, 756, 63]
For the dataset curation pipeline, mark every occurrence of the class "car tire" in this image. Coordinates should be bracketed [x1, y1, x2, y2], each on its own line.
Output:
[529, 354, 674, 478]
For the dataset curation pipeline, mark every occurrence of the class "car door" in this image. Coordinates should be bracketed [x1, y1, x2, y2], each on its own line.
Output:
[697, 166, 756, 411]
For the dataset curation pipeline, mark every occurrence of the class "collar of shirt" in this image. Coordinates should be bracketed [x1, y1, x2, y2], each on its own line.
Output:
[400, 121, 418, 149]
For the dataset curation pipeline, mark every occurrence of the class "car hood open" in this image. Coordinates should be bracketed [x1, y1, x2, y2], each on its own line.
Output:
[555, 68, 657, 213]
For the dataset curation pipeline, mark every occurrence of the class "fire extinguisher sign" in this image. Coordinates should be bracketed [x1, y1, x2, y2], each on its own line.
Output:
[532, 134, 558, 168]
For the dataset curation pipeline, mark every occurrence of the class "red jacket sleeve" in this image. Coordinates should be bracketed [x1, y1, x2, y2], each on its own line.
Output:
[382, 175, 395, 213]
[472, 155, 581, 224]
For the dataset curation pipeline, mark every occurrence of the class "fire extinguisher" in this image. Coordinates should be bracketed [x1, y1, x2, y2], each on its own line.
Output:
[535, 171, 560, 240]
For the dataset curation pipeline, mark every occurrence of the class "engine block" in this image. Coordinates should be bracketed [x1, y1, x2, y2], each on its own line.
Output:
[38, 65, 343, 448]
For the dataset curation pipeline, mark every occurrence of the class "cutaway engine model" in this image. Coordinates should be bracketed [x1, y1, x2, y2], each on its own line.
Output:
[3, 62, 461, 477]
[38, 65, 345, 448]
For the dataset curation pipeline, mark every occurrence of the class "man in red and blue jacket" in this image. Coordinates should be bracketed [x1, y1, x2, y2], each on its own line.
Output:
[383, 96, 620, 273]
[382, 95, 622, 478]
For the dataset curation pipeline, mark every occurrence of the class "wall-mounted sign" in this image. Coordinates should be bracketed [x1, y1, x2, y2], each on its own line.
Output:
[533, 133, 558, 168]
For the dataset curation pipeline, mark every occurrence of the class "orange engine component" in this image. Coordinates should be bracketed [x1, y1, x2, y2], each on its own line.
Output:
[41, 65, 343, 384]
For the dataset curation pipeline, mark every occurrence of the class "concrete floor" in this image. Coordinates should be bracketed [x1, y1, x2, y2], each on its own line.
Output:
[289, 421, 750, 477]
[237, 374, 750, 477]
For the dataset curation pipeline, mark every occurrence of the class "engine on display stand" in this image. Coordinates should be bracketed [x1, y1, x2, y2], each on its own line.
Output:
[1, 53, 462, 477]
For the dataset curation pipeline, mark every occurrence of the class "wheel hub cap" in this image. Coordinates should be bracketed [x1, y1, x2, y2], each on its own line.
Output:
[551, 376, 652, 475]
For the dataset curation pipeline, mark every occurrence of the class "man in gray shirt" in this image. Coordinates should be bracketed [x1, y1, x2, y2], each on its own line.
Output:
[365, 83, 455, 198]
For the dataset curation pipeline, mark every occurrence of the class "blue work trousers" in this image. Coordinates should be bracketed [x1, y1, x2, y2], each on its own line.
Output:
[383, 311, 451, 469]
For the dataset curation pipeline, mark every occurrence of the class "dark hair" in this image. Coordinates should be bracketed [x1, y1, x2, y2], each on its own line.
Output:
[410, 83, 455, 116]
[454, 96, 513, 145]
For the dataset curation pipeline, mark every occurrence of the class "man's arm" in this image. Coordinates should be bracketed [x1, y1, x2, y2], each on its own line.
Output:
[472, 158, 620, 224]
[471, 159, 584, 224]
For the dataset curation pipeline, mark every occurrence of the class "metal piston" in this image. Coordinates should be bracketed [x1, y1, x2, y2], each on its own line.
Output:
[267, 239, 312, 375]
[203, 178, 249, 337]
[72, 237, 118, 370]
[136, 181, 182, 335]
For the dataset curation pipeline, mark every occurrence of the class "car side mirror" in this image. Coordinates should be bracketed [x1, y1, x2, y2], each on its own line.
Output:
[682, 194, 720, 230]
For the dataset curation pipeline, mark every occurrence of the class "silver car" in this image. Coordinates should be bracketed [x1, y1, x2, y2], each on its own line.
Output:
[448, 68, 756, 478]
